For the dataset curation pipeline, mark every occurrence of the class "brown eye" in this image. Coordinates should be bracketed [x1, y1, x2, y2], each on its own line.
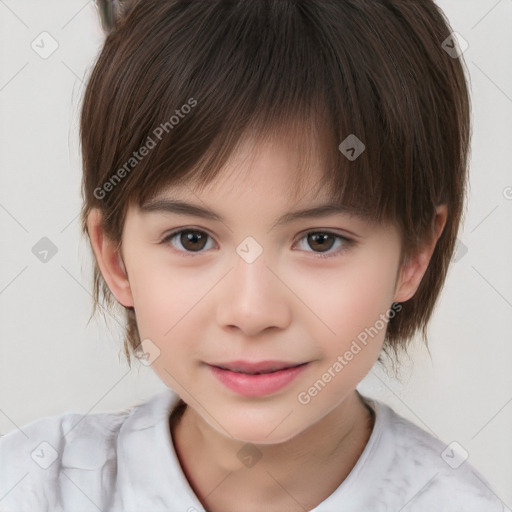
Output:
[179, 230, 208, 251]
[306, 232, 337, 253]
[295, 231, 354, 259]
[163, 229, 214, 254]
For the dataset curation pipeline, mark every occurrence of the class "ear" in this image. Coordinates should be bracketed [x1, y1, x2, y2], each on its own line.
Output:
[394, 205, 448, 303]
[87, 208, 134, 308]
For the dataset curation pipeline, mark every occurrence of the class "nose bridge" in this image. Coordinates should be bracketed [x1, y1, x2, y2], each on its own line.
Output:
[231, 241, 275, 304]
[215, 241, 290, 334]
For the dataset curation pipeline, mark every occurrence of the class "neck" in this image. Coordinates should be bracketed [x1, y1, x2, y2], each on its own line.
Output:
[170, 391, 375, 512]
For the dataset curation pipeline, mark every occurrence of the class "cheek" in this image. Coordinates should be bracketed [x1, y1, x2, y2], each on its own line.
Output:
[124, 254, 190, 340]
[297, 251, 398, 354]
[295, 260, 397, 408]
[126, 257, 211, 375]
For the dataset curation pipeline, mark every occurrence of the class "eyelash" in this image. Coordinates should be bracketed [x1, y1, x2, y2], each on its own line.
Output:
[160, 228, 355, 259]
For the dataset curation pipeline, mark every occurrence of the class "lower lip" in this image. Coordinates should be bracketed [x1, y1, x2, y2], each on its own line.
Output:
[209, 363, 309, 397]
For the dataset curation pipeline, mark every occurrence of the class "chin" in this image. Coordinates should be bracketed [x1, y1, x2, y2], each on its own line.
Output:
[233, 427, 302, 446]
[208, 408, 307, 446]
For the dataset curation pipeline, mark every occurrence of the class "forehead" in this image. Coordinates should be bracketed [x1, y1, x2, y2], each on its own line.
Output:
[152, 133, 332, 207]
[137, 137, 379, 231]
[128, 122, 383, 229]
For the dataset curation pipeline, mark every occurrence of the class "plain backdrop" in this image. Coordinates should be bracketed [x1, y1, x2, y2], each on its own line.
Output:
[1, 0, 511, 506]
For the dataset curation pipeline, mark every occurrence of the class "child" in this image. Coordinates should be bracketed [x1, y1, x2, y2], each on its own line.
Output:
[0, 0, 504, 510]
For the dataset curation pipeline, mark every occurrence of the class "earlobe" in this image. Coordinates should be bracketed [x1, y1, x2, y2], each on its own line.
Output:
[393, 205, 448, 303]
[87, 208, 134, 309]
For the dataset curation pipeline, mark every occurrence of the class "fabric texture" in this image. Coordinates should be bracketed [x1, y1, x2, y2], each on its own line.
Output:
[0, 388, 503, 511]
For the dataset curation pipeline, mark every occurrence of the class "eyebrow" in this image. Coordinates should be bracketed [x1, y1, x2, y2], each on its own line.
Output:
[140, 198, 366, 230]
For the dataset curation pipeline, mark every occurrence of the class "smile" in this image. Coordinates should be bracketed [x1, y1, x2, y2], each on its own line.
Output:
[207, 361, 310, 397]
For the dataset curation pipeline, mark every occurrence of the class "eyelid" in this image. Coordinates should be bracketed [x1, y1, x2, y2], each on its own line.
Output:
[159, 225, 216, 243]
[294, 226, 355, 240]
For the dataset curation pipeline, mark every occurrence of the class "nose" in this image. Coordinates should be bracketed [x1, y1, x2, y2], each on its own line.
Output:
[215, 248, 292, 337]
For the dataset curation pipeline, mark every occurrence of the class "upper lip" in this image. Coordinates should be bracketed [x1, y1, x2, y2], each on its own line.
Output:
[209, 360, 306, 374]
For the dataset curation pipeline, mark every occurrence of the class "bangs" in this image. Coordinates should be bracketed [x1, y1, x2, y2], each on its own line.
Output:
[86, 0, 444, 237]
[130, 105, 384, 224]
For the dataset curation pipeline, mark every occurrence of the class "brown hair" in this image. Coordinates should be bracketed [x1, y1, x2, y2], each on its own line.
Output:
[80, 0, 471, 366]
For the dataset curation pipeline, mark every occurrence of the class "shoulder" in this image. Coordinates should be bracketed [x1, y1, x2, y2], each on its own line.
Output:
[0, 401, 137, 511]
[367, 397, 504, 511]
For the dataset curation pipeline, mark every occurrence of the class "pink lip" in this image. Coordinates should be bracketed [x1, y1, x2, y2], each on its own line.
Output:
[211, 360, 304, 373]
[208, 360, 309, 397]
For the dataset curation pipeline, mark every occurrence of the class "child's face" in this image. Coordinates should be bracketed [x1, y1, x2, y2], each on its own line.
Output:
[103, 135, 418, 444]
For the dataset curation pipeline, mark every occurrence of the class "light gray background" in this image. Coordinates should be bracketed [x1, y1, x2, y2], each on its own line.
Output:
[1, 0, 511, 506]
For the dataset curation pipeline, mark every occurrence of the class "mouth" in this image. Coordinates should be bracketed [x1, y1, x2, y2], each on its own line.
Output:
[210, 360, 308, 374]
[207, 360, 310, 397]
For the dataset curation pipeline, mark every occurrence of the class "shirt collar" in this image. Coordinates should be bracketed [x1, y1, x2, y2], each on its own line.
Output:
[114, 388, 390, 511]
[115, 388, 206, 511]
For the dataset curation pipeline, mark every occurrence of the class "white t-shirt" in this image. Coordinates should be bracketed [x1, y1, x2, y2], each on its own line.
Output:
[0, 388, 504, 511]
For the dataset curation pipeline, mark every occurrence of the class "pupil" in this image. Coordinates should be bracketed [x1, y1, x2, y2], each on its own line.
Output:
[182, 231, 206, 251]
[309, 233, 333, 252]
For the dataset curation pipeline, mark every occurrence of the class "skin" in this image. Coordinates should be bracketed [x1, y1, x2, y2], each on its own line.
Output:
[88, 134, 447, 511]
